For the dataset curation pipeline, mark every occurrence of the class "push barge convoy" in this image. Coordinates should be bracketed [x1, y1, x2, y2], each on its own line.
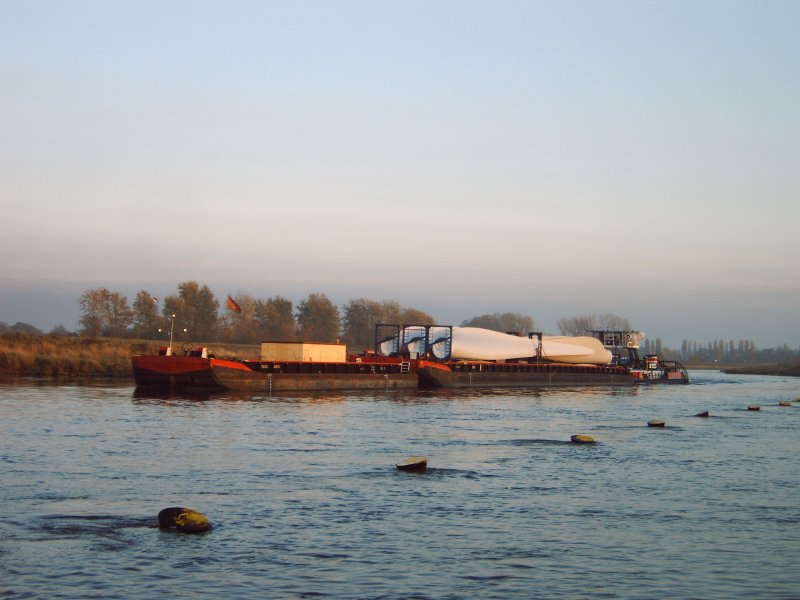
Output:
[132, 325, 688, 393]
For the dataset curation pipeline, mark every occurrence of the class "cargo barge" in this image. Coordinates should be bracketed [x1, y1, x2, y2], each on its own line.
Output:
[415, 359, 635, 387]
[132, 343, 416, 393]
[378, 325, 688, 388]
[132, 324, 688, 393]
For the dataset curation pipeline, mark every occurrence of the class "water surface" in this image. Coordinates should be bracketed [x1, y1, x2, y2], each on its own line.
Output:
[1, 372, 799, 598]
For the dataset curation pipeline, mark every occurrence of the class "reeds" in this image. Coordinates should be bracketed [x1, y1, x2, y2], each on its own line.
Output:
[0, 334, 258, 379]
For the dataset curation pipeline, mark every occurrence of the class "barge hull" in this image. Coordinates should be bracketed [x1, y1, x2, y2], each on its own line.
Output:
[132, 355, 417, 392]
[418, 361, 636, 388]
[210, 364, 417, 392]
[132, 355, 222, 390]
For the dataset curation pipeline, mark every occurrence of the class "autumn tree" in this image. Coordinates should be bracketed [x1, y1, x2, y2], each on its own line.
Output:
[296, 293, 340, 342]
[461, 312, 534, 334]
[556, 313, 631, 336]
[131, 290, 161, 339]
[341, 299, 436, 349]
[255, 295, 297, 341]
[220, 293, 261, 344]
[78, 287, 133, 337]
[400, 307, 435, 326]
[341, 298, 382, 349]
[162, 281, 219, 342]
[377, 300, 403, 324]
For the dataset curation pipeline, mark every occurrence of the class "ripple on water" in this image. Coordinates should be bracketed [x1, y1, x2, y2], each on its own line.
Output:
[1, 375, 799, 598]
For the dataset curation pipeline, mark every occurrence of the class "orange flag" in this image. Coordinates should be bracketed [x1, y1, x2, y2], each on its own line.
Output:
[226, 295, 242, 313]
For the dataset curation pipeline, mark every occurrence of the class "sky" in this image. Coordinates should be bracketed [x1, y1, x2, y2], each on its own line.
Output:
[1, 0, 798, 349]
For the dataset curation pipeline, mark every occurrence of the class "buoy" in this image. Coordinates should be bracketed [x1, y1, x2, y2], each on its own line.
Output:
[779, 401, 791, 407]
[647, 420, 666, 428]
[694, 411, 710, 418]
[570, 434, 595, 444]
[158, 507, 211, 533]
[747, 405, 760, 411]
[396, 456, 428, 472]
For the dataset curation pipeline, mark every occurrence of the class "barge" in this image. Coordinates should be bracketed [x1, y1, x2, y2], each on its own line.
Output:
[132, 343, 416, 393]
[132, 324, 688, 393]
[416, 358, 635, 387]
[378, 325, 688, 388]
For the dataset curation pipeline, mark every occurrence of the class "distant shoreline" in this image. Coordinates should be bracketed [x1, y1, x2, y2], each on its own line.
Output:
[721, 363, 800, 377]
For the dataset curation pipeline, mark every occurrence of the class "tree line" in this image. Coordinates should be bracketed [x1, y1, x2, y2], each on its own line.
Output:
[77, 285, 639, 351]
[653, 338, 799, 365]
[76, 281, 444, 350]
[75, 282, 563, 350]
[7, 286, 796, 364]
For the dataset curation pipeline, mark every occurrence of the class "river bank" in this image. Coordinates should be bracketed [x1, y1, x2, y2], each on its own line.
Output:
[722, 362, 800, 377]
[0, 333, 258, 378]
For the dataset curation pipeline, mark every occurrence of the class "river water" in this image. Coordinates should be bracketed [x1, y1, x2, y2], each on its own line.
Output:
[1, 371, 799, 599]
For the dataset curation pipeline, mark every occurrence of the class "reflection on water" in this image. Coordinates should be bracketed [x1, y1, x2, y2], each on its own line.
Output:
[130, 381, 643, 406]
[1, 371, 799, 599]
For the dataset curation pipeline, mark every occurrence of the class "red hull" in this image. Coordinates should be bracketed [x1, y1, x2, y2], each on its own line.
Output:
[131, 355, 417, 392]
[132, 355, 220, 389]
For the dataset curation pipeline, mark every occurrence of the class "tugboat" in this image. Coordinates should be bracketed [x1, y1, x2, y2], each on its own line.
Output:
[587, 330, 690, 384]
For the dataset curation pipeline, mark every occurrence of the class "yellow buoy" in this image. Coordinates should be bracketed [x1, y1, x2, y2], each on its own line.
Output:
[570, 434, 595, 444]
[158, 507, 211, 533]
[647, 420, 666, 428]
[396, 456, 428, 472]
[779, 401, 791, 407]
[747, 404, 761, 411]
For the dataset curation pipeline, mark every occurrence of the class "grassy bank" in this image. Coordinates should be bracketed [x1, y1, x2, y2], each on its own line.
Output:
[722, 362, 800, 377]
[0, 333, 259, 379]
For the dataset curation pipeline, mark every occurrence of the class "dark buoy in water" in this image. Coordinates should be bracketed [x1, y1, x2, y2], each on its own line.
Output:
[158, 507, 210, 533]
[396, 456, 428, 472]
[747, 404, 761, 411]
[647, 420, 666, 428]
[694, 411, 710, 417]
[570, 434, 595, 444]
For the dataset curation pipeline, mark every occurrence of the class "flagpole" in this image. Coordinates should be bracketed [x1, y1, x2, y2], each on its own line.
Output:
[169, 313, 176, 355]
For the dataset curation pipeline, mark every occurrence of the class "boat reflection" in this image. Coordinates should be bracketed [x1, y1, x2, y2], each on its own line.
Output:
[131, 382, 641, 406]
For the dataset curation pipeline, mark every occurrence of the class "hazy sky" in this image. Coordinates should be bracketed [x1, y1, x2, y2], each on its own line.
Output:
[1, 0, 798, 348]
